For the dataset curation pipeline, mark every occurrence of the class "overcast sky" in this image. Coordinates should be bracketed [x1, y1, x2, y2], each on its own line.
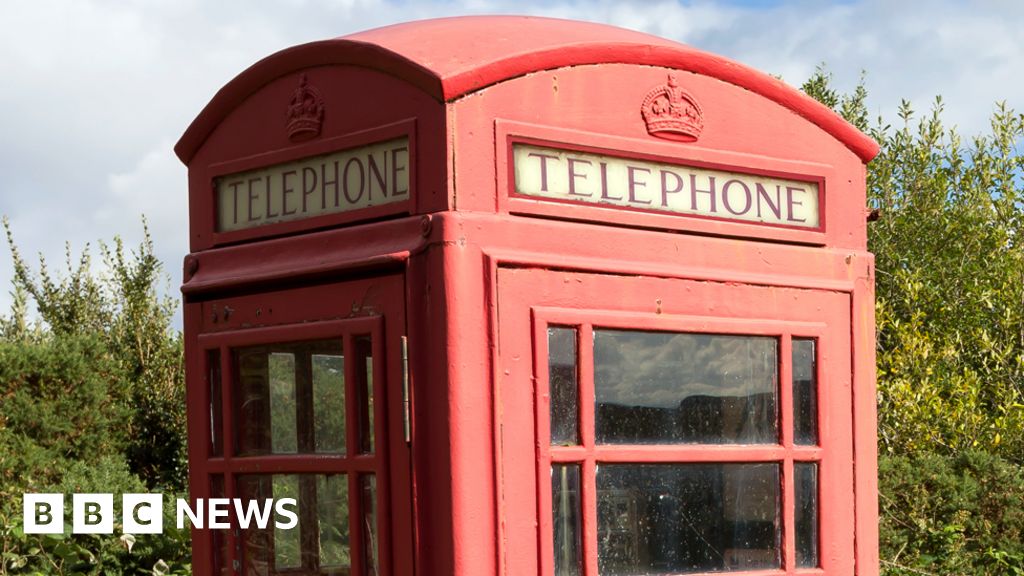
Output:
[1, 0, 1022, 328]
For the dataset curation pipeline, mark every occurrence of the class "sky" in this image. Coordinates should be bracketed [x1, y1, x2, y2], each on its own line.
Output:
[1, 0, 1022, 328]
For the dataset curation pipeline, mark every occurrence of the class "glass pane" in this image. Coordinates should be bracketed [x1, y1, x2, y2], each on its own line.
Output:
[795, 463, 819, 568]
[597, 463, 780, 575]
[269, 352, 298, 453]
[273, 475, 302, 570]
[792, 339, 818, 445]
[552, 464, 582, 576]
[237, 474, 299, 574]
[363, 475, 379, 576]
[234, 339, 344, 456]
[313, 352, 346, 454]
[208, 349, 222, 457]
[354, 336, 374, 454]
[237, 473, 351, 575]
[594, 331, 778, 444]
[318, 475, 351, 568]
[210, 476, 229, 576]
[549, 327, 579, 445]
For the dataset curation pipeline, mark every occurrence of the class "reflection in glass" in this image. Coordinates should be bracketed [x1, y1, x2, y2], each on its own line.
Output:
[792, 339, 818, 445]
[210, 476, 229, 576]
[795, 463, 819, 568]
[594, 331, 778, 444]
[318, 475, 350, 568]
[597, 464, 780, 575]
[549, 327, 579, 446]
[269, 353, 298, 453]
[355, 336, 374, 454]
[313, 352, 346, 454]
[552, 464, 582, 576]
[234, 340, 346, 456]
[237, 473, 351, 575]
[208, 350, 222, 457]
[363, 475, 379, 575]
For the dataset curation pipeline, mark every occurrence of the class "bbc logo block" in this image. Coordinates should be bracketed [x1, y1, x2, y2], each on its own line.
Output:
[24, 494, 163, 535]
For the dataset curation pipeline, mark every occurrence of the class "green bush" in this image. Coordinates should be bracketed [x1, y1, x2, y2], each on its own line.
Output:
[879, 451, 1024, 575]
[0, 221, 191, 574]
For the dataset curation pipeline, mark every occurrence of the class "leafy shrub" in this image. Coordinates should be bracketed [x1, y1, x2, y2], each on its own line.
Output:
[879, 452, 1024, 575]
[0, 221, 191, 574]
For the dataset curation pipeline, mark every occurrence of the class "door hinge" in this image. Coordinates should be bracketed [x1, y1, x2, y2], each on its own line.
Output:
[401, 335, 411, 444]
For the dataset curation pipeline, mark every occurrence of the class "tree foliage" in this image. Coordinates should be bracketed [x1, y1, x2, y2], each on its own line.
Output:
[803, 65, 1024, 575]
[0, 219, 189, 575]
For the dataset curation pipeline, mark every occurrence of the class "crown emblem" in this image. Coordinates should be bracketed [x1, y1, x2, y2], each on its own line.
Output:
[286, 74, 324, 142]
[641, 74, 703, 142]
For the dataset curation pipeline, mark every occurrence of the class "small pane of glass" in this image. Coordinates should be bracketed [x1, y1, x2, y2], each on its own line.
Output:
[792, 339, 818, 445]
[237, 473, 351, 575]
[318, 475, 350, 568]
[269, 352, 298, 453]
[208, 350, 222, 457]
[210, 476, 229, 576]
[272, 475, 302, 570]
[355, 336, 375, 454]
[552, 464, 582, 576]
[313, 352, 346, 454]
[363, 475, 379, 576]
[237, 474, 302, 574]
[234, 339, 345, 456]
[597, 463, 780, 575]
[549, 327, 579, 446]
[795, 463, 819, 568]
[594, 331, 778, 444]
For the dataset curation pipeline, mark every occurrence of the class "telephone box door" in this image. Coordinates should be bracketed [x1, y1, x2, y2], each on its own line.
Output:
[187, 274, 413, 575]
[498, 268, 855, 576]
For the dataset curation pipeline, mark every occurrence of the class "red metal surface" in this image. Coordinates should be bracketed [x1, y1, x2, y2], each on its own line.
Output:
[180, 15, 879, 576]
[175, 16, 878, 165]
[498, 269, 854, 576]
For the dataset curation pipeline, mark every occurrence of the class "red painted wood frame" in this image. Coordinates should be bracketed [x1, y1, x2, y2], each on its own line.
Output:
[187, 277, 412, 576]
[497, 268, 854, 576]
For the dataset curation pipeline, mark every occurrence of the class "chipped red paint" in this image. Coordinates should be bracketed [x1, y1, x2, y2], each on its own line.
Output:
[179, 16, 879, 576]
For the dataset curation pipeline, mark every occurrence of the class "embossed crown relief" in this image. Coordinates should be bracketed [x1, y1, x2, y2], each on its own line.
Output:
[641, 73, 704, 142]
[286, 74, 325, 143]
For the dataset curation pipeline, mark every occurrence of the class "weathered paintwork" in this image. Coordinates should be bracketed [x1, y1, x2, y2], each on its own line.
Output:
[178, 16, 879, 576]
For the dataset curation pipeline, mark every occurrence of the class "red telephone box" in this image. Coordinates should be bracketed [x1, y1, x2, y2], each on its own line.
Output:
[176, 16, 880, 576]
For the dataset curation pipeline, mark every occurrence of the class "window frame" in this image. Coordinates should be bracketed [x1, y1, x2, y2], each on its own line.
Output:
[198, 316, 390, 576]
[532, 308, 829, 576]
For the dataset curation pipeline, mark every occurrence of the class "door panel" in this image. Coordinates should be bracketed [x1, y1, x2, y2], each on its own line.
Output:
[497, 268, 853, 576]
[187, 275, 413, 575]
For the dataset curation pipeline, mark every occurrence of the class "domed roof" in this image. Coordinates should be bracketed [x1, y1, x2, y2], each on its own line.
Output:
[176, 16, 878, 164]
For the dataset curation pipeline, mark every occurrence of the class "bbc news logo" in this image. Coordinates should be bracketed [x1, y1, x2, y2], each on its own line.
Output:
[23, 494, 298, 534]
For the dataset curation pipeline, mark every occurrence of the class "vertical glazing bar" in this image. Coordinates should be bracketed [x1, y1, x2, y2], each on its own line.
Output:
[780, 335, 795, 572]
[579, 325, 597, 575]
[536, 318, 555, 576]
[401, 336, 410, 444]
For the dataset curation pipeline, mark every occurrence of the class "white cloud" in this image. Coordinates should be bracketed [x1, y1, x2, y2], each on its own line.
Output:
[0, 0, 1021, 329]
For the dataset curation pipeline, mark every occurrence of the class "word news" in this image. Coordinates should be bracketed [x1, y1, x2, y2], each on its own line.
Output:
[23, 494, 298, 535]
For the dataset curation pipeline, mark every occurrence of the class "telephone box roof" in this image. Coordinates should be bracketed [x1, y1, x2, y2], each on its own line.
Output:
[175, 15, 879, 164]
